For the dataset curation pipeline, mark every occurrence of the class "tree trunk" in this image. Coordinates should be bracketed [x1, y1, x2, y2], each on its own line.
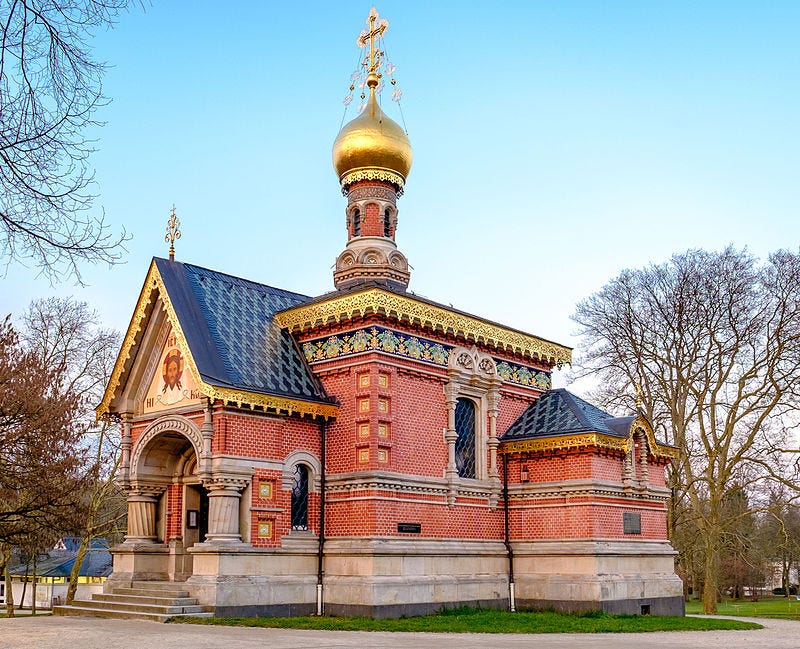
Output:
[66, 535, 90, 604]
[702, 535, 720, 614]
[31, 554, 37, 614]
[19, 563, 28, 610]
[783, 555, 790, 598]
[3, 558, 14, 618]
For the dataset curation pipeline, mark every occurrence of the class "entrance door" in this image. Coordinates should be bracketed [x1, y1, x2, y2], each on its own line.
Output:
[198, 488, 209, 543]
[185, 484, 210, 546]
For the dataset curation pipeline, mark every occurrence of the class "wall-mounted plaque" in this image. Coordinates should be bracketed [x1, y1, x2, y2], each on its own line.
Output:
[397, 523, 421, 534]
[623, 512, 642, 535]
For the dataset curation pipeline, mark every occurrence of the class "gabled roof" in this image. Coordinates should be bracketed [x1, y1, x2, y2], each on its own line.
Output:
[98, 258, 338, 419]
[156, 259, 324, 401]
[500, 388, 677, 458]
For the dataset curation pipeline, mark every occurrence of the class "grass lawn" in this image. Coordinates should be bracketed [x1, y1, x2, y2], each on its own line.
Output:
[685, 596, 800, 620]
[172, 606, 761, 633]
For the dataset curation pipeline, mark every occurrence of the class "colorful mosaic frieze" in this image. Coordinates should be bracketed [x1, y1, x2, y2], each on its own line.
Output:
[302, 327, 551, 390]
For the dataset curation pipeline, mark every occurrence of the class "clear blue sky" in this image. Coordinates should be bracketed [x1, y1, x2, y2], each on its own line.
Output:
[3, 1, 798, 390]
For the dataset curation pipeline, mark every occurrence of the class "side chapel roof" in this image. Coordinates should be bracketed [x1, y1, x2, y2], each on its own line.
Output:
[98, 258, 336, 419]
[500, 388, 677, 458]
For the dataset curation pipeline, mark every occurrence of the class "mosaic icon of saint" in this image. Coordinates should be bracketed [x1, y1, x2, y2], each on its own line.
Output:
[158, 349, 185, 405]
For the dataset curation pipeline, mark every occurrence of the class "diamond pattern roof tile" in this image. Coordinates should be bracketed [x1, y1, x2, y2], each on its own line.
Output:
[501, 388, 632, 441]
[154, 258, 327, 405]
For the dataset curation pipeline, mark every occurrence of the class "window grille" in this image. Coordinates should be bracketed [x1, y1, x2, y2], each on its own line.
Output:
[353, 209, 361, 236]
[384, 209, 391, 237]
[291, 464, 309, 530]
[455, 397, 476, 478]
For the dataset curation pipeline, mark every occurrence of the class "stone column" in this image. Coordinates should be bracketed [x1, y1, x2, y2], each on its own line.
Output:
[119, 414, 133, 489]
[487, 386, 501, 481]
[203, 478, 248, 544]
[443, 383, 459, 506]
[199, 400, 214, 481]
[124, 486, 163, 544]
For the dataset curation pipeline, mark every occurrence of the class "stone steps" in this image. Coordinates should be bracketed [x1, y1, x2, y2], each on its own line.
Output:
[52, 583, 213, 622]
[94, 593, 199, 607]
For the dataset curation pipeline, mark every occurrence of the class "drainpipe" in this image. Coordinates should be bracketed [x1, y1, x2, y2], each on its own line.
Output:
[502, 452, 516, 612]
[316, 418, 327, 616]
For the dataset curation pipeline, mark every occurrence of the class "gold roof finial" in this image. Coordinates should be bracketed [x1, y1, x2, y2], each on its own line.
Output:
[358, 7, 389, 88]
[165, 205, 181, 261]
[635, 382, 644, 411]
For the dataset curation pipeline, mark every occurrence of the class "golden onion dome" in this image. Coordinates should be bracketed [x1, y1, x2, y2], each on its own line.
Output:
[332, 78, 412, 189]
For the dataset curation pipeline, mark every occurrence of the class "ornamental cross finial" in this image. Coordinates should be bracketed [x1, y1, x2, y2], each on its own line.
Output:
[358, 7, 389, 77]
[165, 205, 181, 261]
[635, 382, 644, 411]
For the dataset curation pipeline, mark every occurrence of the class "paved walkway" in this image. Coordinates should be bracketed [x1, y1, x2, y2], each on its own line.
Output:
[1, 615, 799, 649]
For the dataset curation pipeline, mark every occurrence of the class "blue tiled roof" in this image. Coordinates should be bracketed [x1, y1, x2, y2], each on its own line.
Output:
[9, 540, 112, 578]
[501, 388, 635, 441]
[154, 258, 327, 405]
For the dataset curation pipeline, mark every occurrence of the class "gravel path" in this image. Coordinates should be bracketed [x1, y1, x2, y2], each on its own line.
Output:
[1, 614, 798, 649]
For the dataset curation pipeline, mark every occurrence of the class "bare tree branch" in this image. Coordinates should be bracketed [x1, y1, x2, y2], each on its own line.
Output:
[0, 0, 134, 284]
[573, 246, 800, 613]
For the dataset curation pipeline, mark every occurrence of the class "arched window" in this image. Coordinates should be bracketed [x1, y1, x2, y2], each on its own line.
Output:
[455, 398, 476, 478]
[291, 464, 309, 530]
[384, 208, 391, 237]
[353, 208, 361, 237]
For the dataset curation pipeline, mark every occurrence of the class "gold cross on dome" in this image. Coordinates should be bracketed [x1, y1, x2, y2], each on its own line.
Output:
[358, 7, 389, 75]
[165, 205, 181, 261]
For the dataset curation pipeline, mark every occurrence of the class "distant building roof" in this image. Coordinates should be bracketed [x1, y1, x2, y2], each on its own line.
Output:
[8, 538, 112, 578]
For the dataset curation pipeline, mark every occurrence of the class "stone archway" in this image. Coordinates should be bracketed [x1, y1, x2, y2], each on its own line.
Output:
[124, 415, 205, 545]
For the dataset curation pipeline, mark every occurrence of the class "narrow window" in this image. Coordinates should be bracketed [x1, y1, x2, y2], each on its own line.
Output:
[353, 208, 361, 237]
[384, 209, 391, 237]
[291, 464, 309, 530]
[455, 398, 476, 478]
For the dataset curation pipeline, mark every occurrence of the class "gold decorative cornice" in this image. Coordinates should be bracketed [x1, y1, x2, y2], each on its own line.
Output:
[501, 431, 677, 459]
[340, 167, 406, 193]
[276, 288, 572, 366]
[199, 384, 338, 419]
[97, 261, 339, 421]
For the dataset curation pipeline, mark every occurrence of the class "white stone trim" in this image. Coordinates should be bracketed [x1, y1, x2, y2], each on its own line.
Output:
[282, 450, 322, 492]
[130, 414, 205, 483]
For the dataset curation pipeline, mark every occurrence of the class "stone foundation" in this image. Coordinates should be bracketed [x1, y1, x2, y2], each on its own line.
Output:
[109, 536, 684, 618]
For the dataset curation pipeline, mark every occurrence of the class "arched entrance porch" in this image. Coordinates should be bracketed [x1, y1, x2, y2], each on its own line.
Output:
[111, 414, 252, 586]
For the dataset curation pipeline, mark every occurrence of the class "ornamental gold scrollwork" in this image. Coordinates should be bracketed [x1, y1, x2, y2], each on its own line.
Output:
[340, 167, 406, 194]
[276, 288, 572, 366]
[97, 262, 161, 419]
[630, 416, 678, 459]
[500, 431, 676, 458]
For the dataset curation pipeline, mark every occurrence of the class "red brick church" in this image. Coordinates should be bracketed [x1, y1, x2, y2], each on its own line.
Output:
[78, 9, 683, 618]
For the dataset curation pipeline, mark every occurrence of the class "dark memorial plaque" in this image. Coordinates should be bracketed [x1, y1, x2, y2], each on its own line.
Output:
[623, 512, 641, 535]
[397, 522, 421, 534]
